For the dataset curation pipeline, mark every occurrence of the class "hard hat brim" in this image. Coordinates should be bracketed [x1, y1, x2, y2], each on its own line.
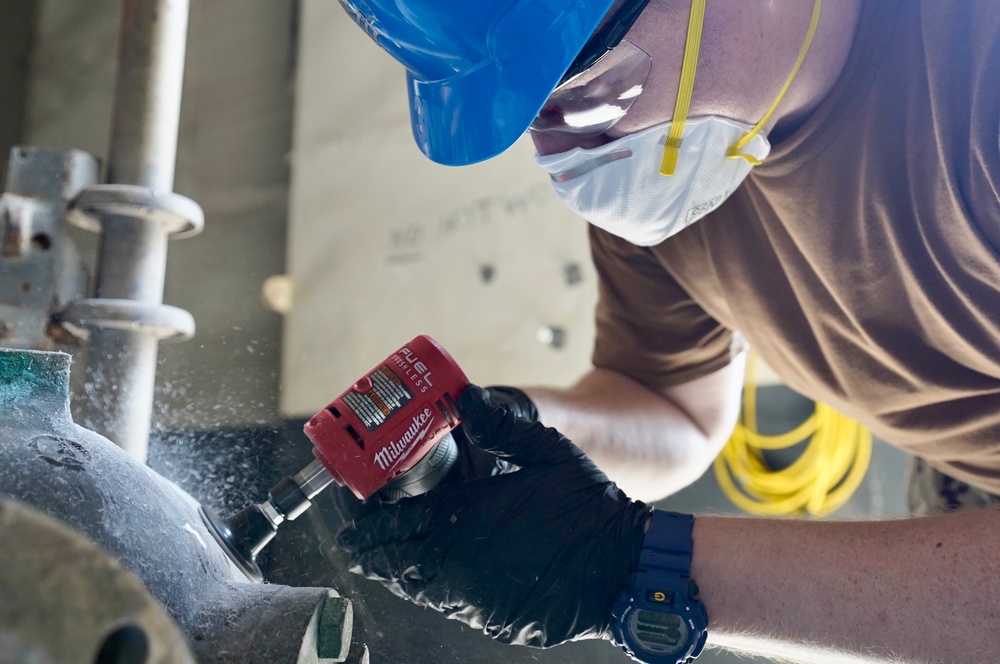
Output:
[406, 0, 616, 166]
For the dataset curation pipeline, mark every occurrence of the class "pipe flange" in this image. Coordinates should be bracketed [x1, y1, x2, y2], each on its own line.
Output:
[57, 298, 195, 342]
[67, 184, 205, 239]
[0, 498, 196, 664]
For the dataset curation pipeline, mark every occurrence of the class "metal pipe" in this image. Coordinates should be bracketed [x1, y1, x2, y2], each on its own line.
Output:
[76, 0, 190, 461]
[106, 0, 188, 191]
[79, 329, 159, 459]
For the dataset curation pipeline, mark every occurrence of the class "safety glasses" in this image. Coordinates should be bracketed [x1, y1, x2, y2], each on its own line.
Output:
[560, 0, 652, 85]
[530, 0, 653, 136]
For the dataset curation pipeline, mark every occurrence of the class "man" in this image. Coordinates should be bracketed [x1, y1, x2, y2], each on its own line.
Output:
[333, 1, 1000, 662]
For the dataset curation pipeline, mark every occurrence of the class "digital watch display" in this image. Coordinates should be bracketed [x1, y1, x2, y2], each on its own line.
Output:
[629, 608, 688, 654]
[610, 511, 708, 664]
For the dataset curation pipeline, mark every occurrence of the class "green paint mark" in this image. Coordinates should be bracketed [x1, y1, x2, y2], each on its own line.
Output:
[317, 596, 352, 660]
[0, 350, 71, 407]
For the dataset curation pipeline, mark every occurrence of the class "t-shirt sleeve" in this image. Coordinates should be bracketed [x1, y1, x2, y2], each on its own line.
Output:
[589, 225, 744, 391]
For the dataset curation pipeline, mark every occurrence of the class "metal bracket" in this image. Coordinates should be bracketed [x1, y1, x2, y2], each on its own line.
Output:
[0, 147, 98, 350]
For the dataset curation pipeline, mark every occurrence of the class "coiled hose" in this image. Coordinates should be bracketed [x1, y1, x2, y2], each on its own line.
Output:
[713, 353, 873, 517]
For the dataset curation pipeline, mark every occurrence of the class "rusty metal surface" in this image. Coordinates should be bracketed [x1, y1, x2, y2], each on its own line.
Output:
[0, 147, 94, 350]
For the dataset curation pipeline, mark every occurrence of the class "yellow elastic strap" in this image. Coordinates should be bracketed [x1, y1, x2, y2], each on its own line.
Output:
[727, 0, 823, 164]
[660, 0, 707, 176]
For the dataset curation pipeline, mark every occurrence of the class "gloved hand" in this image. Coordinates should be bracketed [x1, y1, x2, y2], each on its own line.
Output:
[445, 383, 538, 480]
[483, 384, 539, 422]
[335, 385, 651, 648]
[328, 406, 509, 526]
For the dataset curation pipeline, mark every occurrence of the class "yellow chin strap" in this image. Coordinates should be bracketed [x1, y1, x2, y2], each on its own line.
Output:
[660, 0, 823, 176]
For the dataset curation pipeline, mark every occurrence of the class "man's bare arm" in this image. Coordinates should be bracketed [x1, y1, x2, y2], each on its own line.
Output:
[522, 356, 745, 501]
[693, 508, 1000, 664]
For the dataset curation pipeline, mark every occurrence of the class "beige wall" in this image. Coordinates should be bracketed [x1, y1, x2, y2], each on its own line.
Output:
[281, 0, 599, 416]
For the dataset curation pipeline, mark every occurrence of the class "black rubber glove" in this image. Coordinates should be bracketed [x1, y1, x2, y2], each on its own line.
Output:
[329, 409, 510, 527]
[483, 384, 539, 422]
[335, 385, 651, 648]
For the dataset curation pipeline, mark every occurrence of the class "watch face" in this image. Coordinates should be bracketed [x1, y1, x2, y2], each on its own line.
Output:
[628, 609, 688, 655]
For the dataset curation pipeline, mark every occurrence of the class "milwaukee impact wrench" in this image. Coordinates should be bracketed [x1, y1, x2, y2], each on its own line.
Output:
[201, 335, 469, 582]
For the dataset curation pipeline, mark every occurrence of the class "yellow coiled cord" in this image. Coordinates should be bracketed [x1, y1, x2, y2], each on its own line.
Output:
[713, 353, 873, 517]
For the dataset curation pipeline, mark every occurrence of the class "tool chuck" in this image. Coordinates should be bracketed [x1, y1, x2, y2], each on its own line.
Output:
[201, 459, 334, 582]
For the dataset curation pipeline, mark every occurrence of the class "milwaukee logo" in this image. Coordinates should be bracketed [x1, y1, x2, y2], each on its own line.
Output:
[373, 408, 434, 471]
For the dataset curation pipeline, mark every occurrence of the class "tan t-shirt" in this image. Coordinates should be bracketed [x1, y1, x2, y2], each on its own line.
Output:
[590, 0, 1000, 493]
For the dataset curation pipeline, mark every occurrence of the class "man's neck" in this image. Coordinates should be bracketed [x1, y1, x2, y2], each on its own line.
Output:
[763, 0, 863, 141]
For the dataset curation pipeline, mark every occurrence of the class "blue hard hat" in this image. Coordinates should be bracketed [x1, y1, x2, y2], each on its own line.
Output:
[339, 0, 617, 166]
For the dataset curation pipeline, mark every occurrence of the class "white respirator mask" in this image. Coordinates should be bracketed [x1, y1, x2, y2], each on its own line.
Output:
[535, 116, 770, 246]
[533, 0, 822, 247]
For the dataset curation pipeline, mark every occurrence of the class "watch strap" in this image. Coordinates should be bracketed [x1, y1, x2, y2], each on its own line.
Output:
[637, 510, 695, 578]
[611, 510, 707, 663]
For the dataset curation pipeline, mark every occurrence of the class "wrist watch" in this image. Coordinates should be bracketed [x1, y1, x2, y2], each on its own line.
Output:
[610, 510, 709, 663]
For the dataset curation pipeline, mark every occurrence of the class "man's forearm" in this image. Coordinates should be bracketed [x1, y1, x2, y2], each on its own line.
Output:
[523, 368, 729, 501]
[692, 508, 1000, 664]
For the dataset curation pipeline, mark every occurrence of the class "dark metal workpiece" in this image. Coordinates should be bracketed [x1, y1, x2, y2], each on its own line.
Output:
[0, 348, 355, 663]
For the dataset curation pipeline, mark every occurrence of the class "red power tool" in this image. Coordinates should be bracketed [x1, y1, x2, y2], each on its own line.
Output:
[201, 335, 470, 582]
